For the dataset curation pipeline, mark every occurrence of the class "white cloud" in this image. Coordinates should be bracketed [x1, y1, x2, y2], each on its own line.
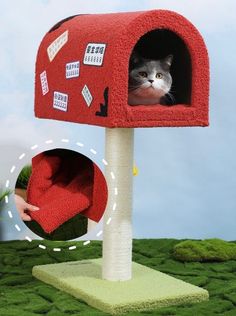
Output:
[0, 109, 104, 150]
[0, 113, 70, 146]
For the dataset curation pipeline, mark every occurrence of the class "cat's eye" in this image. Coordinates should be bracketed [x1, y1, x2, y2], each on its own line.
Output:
[156, 73, 163, 79]
[138, 71, 148, 78]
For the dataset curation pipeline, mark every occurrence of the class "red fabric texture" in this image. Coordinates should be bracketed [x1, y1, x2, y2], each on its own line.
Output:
[35, 10, 209, 128]
[27, 149, 107, 233]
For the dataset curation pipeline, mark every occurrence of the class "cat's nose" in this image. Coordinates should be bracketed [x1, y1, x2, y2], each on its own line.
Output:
[148, 79, 154, 83]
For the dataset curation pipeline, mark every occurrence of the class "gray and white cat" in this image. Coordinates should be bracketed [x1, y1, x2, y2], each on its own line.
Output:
[128, 52, 173, 105]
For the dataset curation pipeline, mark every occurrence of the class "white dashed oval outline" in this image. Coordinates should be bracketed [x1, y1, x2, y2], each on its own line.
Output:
[4, 138, 117, 252]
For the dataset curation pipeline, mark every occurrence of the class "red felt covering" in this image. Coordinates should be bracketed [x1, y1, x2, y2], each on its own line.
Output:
[26, 149, 108, 233]
[35, 10, 209, 128]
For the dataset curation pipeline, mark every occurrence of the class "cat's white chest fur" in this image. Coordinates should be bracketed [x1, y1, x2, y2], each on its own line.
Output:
[128, 87, 164, 105]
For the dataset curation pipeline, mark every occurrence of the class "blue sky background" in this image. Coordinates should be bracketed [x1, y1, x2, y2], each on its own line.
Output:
[0, 0, 236, 241]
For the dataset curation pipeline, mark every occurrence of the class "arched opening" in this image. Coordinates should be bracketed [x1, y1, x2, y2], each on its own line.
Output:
[128, 29, 192, 106]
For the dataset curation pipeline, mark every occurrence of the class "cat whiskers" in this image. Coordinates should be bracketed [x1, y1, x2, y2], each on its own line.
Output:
[128, 85, 142, 92]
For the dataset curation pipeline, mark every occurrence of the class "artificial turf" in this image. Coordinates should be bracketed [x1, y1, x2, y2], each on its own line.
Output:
[0, 239, 236, 315]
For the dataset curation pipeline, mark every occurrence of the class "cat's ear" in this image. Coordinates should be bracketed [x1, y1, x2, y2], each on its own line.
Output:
[130, 50, 142, 65]
[162, 55, 173, 70]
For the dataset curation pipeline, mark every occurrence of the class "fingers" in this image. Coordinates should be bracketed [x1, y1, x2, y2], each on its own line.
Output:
[14, 193, 39, 221]
[25, 203, 40, 212]
[20, 204, 39, 221]
[21, 213, 32, 221]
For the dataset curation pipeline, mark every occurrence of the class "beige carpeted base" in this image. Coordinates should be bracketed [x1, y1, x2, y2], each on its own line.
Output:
[32, 259, 209, 314]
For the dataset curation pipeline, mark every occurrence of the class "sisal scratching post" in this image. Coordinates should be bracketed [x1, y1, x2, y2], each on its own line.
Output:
[102, 128, 134, 281]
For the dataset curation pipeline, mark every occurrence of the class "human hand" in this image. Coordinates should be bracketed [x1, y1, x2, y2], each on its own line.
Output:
[14, 194, 39, 221]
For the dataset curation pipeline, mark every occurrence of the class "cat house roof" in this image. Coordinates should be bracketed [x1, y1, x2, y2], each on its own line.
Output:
[35, 10, 209, 128]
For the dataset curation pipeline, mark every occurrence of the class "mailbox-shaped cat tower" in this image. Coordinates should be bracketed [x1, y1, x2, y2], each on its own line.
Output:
[32, 10, 209, 314]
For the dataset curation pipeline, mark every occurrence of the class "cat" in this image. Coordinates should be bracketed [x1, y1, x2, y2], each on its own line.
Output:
[128, 52, 174, 106]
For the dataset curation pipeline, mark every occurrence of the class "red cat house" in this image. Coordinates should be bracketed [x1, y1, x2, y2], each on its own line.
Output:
[35, 10, 209, 128]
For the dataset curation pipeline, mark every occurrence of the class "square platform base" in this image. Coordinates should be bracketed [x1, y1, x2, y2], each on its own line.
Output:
[32, 259, 209, 314]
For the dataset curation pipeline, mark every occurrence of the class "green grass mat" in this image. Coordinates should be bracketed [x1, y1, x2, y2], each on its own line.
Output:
[32, 258, 208, 314]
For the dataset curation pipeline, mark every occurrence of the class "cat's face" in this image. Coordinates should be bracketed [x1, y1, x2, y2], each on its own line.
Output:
[129, 54, 173, 101]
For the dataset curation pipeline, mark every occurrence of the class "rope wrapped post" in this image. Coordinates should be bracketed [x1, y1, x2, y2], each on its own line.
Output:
[102, 128, 134, 281]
